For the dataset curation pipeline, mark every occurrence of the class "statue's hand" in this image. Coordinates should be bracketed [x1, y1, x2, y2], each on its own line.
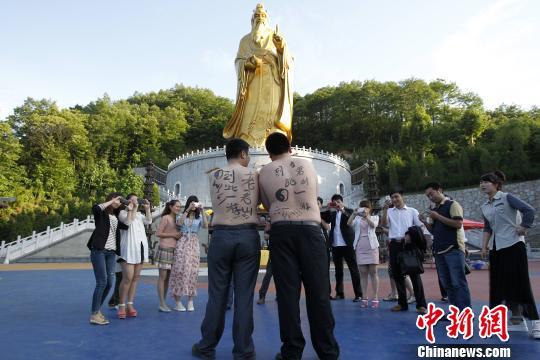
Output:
[245, 55, 261, 71]
[273, 33, 284, 51]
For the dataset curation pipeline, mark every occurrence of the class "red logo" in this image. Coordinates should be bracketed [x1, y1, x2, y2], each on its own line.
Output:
[478, 305, 509, 342]
[416, 303, 445, 344]
[446, 305, 474, 340]
[416, 303, 509, 343]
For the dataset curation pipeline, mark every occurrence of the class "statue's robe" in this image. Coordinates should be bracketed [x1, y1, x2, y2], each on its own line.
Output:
[223, 31, 293, 147]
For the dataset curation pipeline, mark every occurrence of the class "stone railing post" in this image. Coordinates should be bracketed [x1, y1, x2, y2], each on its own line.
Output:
[3, 245, 10, 264]
[47, 226, 52, 245]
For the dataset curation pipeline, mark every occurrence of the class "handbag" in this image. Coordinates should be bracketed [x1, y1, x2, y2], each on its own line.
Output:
[398, 248, 424, 275]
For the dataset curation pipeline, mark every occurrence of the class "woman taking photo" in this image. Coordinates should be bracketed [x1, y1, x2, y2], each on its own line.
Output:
[480, 170, 539, 338]
[347, 200, 380, 308]
[87, 192, 125, 325]
[155, 199, 182, 312]
[169, 195, 208, 312]
[117, 194, 152, 319]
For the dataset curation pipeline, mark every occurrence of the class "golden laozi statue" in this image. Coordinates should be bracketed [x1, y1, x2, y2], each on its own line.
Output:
[223, 4, 294, 147]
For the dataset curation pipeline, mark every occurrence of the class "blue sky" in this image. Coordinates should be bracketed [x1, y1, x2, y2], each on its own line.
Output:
[1, 0, 539, 118]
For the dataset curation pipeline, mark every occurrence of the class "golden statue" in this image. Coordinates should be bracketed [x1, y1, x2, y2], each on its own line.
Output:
[223, 4, 294, 147]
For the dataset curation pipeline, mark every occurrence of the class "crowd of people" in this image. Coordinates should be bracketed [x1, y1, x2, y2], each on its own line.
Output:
[86, 133, 539, 359]
[86, 192, 208, 323]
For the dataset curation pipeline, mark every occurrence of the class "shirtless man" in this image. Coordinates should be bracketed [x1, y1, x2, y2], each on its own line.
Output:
[193, 138, 260, 360]
[259, 132, 339, 360]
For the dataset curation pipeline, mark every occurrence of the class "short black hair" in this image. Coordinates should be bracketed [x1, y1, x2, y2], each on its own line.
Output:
[331, 194, 343, 202]
[265, 132, 290, 156]
[423, 182, 442, 191]
[317, 196, 323, 205]
[388, 187, 404, 197]
[480, 170, 506, 190]
[225, 138, 250, 160]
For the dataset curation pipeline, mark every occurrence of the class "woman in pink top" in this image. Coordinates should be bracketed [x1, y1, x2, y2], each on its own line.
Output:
[155, 199, 182, 312]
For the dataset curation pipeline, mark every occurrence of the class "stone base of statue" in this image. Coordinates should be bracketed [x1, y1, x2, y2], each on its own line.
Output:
[165, 146, 356, 206]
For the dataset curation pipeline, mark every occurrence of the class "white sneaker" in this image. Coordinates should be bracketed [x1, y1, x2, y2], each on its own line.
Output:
[508, 317, 528, 332]
[407, 296, 416, 304]
[174, 302, 186, 312]
[159, 305, 172, 312]
[529, 320, 540, 339]
[187, 300, 194, 312]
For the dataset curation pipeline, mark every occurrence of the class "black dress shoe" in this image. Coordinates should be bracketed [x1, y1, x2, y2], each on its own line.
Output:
[330, 294, 345, 300]
[275, 352, 301, 360]
[352, 297, 361, 302]
[192, 344, 215, 360]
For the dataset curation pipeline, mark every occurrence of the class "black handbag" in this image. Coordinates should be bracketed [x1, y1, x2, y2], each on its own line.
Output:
[398, 248, 424, 275]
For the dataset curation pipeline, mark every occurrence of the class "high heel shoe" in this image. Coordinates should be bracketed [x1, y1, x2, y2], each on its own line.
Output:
[127, 302, 137, 317]
[371, 300, 380, 309]
[360, 299, 368, 308]
[117, 304, 126, 319]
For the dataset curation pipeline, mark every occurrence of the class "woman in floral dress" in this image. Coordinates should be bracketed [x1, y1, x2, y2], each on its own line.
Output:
[170, 195, 208, 311]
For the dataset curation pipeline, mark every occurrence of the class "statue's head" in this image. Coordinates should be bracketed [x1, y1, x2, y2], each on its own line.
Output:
[251, 4, 268, 28]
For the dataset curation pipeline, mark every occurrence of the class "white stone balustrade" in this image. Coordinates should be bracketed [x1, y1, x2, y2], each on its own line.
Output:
[0, 202, 166, 264]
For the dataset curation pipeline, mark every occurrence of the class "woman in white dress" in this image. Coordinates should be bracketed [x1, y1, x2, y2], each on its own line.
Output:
[347, 200, 380, 308]
[117, 194, 152, 319]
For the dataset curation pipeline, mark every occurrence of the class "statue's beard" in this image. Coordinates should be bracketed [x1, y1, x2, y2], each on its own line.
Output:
[251, 20, 270, 46]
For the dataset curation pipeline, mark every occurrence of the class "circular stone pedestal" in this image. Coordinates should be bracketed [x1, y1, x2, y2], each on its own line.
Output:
[166, 146, 352, 205]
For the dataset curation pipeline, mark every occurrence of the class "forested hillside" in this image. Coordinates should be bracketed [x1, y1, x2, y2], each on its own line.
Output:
[1, 80, 539, 241]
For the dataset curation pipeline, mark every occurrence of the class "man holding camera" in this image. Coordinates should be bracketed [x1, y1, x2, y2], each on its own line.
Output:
[421, 182, 471, 310]
[321, 194, 362, 302]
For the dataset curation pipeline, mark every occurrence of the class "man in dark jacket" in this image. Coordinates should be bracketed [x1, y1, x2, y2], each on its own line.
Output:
[321, 194, 362, 301]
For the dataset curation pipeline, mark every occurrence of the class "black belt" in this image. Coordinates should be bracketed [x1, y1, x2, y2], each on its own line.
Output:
[272, 221, 321, 227]
[212, 224, 257, 230]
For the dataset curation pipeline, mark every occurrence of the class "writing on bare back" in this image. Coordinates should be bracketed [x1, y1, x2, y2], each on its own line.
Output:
[209, 165, 259, 225]
[260, 158, 320, 222]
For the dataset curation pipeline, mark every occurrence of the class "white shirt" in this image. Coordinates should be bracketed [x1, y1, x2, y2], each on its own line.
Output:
[332, 211, 347, 247]
[387, 205, 422, 240]
[118, 210, 152, 264]
[99, 204, 118, 251]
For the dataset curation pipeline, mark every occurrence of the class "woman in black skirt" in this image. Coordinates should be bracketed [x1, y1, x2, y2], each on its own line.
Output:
[480, 170, 539, 339]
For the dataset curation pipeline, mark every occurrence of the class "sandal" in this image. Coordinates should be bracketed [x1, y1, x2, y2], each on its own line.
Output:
[127, 302, 137, 317]
[360, 299, 368, 308]
[117, 304, 126, 319]
[371, 300, 380, 309]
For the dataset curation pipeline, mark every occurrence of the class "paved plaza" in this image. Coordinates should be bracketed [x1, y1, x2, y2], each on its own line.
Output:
[0, 263, 539, 359]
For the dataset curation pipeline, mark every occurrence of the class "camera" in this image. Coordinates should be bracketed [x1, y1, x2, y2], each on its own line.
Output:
[192, 202, 202, 208]
[137, 199, 147, 205]
[119, 198, 130, 206]
[357, 207, 366, 214]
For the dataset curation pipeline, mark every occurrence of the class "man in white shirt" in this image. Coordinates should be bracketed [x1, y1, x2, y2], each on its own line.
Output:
[381, 189, 427, 314]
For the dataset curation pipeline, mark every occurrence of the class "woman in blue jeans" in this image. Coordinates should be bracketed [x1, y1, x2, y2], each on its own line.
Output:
[86, 192, 125, 325]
